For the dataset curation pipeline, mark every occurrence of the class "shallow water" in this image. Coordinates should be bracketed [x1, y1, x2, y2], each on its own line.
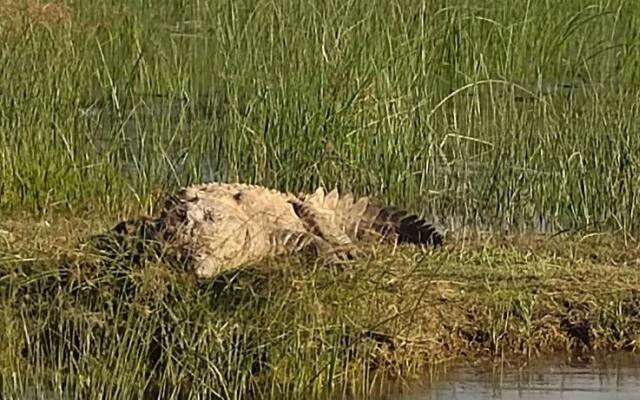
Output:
[381, 354, 640, 400]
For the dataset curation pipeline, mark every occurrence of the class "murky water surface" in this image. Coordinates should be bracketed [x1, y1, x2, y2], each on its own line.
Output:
[380, 354, 640, 400]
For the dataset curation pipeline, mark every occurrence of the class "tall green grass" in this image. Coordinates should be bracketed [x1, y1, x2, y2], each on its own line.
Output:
[1, 0, 640, 228]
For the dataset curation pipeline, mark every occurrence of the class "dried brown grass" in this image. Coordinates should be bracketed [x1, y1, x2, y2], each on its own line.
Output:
[0, 0, 70, 32]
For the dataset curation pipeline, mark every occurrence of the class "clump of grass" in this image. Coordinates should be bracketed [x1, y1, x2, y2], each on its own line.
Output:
[1, 221, 639, 399]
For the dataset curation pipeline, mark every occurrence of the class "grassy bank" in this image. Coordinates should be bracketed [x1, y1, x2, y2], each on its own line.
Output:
[2, 1, 640, 398]
[1, 0, 640, 231]
[1, 218, 639, 399]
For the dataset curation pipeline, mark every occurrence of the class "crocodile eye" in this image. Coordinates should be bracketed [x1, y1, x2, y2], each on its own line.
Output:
[203, 208, 216, 221]
[232, 192, 243, 203]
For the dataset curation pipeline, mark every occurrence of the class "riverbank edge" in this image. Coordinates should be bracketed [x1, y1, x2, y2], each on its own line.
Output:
[1, 217, 639, 399]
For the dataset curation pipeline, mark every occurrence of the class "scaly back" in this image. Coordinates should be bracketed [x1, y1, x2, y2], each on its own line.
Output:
[298, 187, 443, 246]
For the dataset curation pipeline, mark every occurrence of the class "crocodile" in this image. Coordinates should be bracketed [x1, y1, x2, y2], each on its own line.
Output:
[98, 182, 443, 278]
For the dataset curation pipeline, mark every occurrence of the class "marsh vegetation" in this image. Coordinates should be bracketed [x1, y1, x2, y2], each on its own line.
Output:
[1, 0, 640, 398]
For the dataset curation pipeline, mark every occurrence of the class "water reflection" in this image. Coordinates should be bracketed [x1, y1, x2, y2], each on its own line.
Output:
[385, 354, 640, 400]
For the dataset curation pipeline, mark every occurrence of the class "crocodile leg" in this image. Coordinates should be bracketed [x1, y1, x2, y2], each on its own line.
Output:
[272, 229, 359, 264]
[287, 197, 355, 247]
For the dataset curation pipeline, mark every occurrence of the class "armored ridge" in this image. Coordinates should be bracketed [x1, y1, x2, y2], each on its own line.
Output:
[99, 182, 443, 278]
[296, 186, 443, 247]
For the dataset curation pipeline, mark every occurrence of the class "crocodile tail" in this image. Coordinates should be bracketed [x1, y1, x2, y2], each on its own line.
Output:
[359, 201, 443, 246]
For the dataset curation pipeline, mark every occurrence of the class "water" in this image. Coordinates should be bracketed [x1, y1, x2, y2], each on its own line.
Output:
[381, 354, 640, 400]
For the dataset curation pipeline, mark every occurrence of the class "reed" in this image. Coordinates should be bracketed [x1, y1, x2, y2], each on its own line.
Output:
[1, 0, 639, 231]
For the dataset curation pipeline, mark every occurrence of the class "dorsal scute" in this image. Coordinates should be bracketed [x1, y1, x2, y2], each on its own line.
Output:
[337, 193, 354, 210]
[306, 187, 325, 205]
[323, 188, 339, 210]
[353, 196, 370, 217]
